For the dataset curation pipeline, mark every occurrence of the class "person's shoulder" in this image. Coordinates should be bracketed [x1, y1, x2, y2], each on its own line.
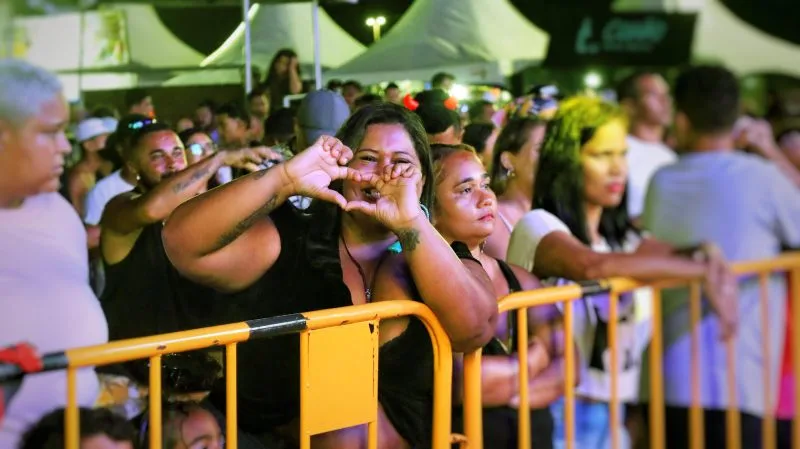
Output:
[89, 170, 125, 194]
[508, 262, 540, 290]
[710, 151, 789, 186]
[649, 157, 683, 185]
[42, 192, 87, 237]
[737, 152, 785, 175]
[513, 209, 570, 238]
[627, 135, 675, 153]
[36, 191, 75, 213]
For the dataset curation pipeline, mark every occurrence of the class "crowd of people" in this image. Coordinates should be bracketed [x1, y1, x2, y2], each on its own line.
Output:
[1, 49, 800, 449]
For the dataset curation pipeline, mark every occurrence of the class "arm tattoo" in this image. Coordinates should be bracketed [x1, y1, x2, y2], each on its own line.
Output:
[215, 195, 279, 248]
[171, 165, 213, 193]
[251, 166, 272, 180]
[396, 228, 421, 253]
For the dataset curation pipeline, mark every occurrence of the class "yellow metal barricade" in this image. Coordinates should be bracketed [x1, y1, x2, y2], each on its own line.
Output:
[461, 252, 800, 449]
[0, 300, 453, 449]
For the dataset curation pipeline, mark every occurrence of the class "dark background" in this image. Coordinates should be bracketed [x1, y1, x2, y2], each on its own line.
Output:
[150, 0, 800, 56]
[13, 0, 800, 59]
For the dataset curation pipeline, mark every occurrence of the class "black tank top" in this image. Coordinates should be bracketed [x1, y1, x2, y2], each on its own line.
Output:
[207, 202, 435, 447]
[101, 222, 227, 341]
[452, 258, 554, 449]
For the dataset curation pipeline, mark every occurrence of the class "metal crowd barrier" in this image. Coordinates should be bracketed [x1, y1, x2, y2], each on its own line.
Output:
[462, 251, 800, 449]
[0, 300, 453, 449]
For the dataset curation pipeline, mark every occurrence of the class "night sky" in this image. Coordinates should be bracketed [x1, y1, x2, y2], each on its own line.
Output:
[154, 0, 800, 57]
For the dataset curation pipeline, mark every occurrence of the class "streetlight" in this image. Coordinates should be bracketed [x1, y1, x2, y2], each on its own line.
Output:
[584, 72, 602, 89]
[366, 16, 386, 42]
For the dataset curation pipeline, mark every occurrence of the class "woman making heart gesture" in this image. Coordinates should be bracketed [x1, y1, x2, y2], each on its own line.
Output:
[163, 103, 497, 449]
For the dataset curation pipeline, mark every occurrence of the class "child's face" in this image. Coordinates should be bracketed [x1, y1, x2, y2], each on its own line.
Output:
[174, 409, 223, 449]
[82, 435, 134, 449]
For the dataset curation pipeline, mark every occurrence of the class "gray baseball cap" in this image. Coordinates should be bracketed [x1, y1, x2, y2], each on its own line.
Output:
[296, 89, 351, 145]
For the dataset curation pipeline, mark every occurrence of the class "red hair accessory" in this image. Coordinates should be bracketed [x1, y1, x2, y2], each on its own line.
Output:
[403, 94, 419, 111]
[444, 96, 459, 111]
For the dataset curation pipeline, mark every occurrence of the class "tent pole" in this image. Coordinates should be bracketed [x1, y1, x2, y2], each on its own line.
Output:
[243, 0, 252, 94]
[0, 0, 13, 58]
[78, 5, 86, 103]
[312, 0, 322, 89]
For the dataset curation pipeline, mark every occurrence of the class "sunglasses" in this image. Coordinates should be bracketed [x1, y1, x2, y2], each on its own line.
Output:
[188, 142, 217, 156]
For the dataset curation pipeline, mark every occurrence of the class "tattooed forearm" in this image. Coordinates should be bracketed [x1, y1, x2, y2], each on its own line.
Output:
[215, 195, 279, 248]
[396, 228, 421, 252]
[172, 165, 213, 193]
[251, 165, 273, 180]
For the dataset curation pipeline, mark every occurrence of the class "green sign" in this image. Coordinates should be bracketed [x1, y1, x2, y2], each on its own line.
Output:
[547, 13, 697, 67]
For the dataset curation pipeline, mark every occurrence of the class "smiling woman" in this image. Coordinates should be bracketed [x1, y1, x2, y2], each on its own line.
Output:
[162, 102, 497, 448]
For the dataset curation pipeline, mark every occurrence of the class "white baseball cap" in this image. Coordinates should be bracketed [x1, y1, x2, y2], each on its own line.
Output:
[101, 117, 119, 134]
[75, 118, 110, 142]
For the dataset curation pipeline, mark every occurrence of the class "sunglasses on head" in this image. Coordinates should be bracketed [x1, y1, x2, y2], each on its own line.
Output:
[127, 118, 158, 130]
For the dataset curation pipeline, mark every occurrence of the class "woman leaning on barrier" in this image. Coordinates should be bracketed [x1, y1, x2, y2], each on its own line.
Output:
[383, 142, 574, 448]
[505, 96, 739, 449]
[162, 102, 498, 449]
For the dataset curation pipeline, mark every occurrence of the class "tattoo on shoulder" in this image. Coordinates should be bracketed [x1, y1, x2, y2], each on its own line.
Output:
[215, 195, 279, 248]
[396, 228, 421, 253]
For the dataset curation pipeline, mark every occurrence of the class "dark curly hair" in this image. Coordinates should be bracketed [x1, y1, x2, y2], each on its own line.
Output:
[20, 408, 136, 449]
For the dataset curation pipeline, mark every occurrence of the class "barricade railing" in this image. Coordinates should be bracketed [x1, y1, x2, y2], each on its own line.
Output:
[0, 300, 453, 449]
[462, 251, 800, 449]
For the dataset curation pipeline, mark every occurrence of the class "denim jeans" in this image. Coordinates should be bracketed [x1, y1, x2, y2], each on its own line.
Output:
[551, 397, 631, 449]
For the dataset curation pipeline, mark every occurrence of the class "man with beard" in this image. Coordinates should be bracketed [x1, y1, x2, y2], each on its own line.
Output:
[99, 122, 270, 342]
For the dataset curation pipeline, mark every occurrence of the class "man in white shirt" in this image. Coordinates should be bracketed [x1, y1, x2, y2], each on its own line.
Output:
[616, 72, 677, 225]
[643, 65, 800, 449]
[0, 59, 108, 449]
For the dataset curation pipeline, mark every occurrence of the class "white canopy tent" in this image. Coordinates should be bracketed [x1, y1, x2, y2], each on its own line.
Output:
[164, 1, 364, 88]
[325, 0, 550, 86]
[614, 0, 800, 78]
[116, 3, 205, 69]
[11, 3, 206, 99]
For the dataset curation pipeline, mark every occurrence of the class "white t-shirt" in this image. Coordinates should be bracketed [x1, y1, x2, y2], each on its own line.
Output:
[0, 193, 108, 449]
[626, 135, 676, 219]
[507, 209, 652, 402]
[82, 170, 135, 226]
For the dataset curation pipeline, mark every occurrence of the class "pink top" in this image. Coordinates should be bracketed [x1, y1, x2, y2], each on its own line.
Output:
[777, 274, 794, 419]
[0, 193, 108, 448]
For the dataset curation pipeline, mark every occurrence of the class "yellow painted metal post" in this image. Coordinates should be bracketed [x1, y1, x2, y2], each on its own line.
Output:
[791, 269, 800, 449]
[517, 307, 530, 449]
[368, 324, 379, 449]
[725, 339, 740, 449]
[689, 281, 705, 449]
[65, 368, 79, 449]
[462, 350, 483, 449]
[649, 288, 665, 449]
[149, 355, 163, 449]
[226, 344, 238, 449]
[609, 292, 620, 449]
[564, 300, 576, 449]
[299, 332, 311, 449]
